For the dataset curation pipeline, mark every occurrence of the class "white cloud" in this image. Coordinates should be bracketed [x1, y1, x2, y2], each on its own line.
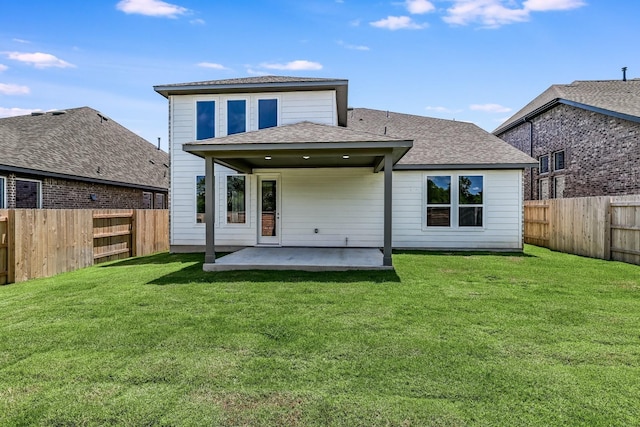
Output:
[370, 15, 427, 30]
[443, 0, 529, 27]
[0, 83, 30, 95]
[0, 107, 41, 117]
[0, 64, 7, 72]
[197, 62, 228, 70]
[190, 18, 205, 25]
[443, 0, 586, 28]
[337, 41, 370, 51]
[259, 60, 323, 71]
[5, 52, 75, 69]
[406, 0, 435, 14]
[12, 38, 31, 44]
[425, 106, 463, 114]
[470, 103, 512, 113]
[116, 0, 188, 18]
[350, 19, 362, 26]
[524, 0, 586, 11]
[246, 68, 269, 76]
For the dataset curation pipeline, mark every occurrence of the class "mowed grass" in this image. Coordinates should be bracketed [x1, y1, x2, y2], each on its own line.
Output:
[0, 246, 639, 426]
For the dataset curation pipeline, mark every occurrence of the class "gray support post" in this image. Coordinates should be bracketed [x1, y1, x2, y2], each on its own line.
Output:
[383, 152, 393, 266]
[204, 156, 216, 263]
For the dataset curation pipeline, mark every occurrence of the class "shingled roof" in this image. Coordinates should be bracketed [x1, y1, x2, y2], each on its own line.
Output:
[347, 108, 537, 169]
[0, 107, 169, 191]
[494, 79, 640, 134]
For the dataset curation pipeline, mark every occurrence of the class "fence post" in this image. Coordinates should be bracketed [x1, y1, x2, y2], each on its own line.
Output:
[131, 210, 137, 258]
[7, 209, 15, 284]
[603, 198, 612, 260]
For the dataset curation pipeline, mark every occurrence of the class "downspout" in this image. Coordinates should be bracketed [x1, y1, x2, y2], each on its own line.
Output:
[525, 119, 534, 200]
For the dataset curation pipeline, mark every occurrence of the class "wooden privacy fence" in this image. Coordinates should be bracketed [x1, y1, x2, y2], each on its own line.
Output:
[524, 195, 640, 265]
[0, 209, 169, 285]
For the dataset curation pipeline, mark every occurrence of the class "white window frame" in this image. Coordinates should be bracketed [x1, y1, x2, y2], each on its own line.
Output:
[194, 97, 219, 140]
[422, 173, 485, 231]
[256, 96, 280, 130]
[224, 173, 250, 228]
[15, 178, 42, 209]
[0, 175, 6, 209]
[425, 175, 452, 228]
[224, 97, 249, 136]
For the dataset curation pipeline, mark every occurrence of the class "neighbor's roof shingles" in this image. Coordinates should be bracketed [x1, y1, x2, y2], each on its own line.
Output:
[494, 79, 640, 134]
[347, 108, 537, 168]
[0, 107, 169, 190]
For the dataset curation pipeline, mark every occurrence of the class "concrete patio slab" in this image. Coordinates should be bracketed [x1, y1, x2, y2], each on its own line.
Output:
[202, 247, 393, 272]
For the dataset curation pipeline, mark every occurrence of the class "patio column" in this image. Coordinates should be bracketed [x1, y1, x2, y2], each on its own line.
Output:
[383, 152, 393, 266]
[204, 156, 216, 264]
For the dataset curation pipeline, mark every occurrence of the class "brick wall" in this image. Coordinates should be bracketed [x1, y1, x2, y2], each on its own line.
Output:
[0, 172, 168, 209]
[498, 104, 640, 200]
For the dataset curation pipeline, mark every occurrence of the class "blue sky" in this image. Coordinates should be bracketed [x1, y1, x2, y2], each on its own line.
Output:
[1, 0, 638, 151]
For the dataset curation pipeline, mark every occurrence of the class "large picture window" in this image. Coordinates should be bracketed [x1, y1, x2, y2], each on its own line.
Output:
[227, 100, 246, 135]
[196, 175, 205, 223]
[196, 101, 215, 140]
[426, 176, 451, 227]
[226, 175, 246, 224]
[258, 99, 278, 129]
[458, 175, 483, 227]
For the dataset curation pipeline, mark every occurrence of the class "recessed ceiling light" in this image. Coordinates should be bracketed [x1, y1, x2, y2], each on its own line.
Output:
[265, 156, 272, 160]
[342, 155, 350, 159]
[303, 156, 310, 160]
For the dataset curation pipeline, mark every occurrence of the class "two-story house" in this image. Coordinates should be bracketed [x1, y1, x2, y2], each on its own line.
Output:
[154, 76, 536, 269]
[494, 79, 640, 200]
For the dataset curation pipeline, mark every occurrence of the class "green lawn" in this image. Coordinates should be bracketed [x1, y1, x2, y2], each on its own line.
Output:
[0, 246, 639, 426]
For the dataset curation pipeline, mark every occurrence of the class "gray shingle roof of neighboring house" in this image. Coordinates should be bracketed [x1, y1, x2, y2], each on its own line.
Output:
[347, 108, 537, 169]
[0, 107, 169, 191]
[494, 79, 640, 134]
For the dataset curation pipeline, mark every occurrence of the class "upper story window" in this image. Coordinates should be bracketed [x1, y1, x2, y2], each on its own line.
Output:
[196, 101, 215, 140]
[539, 155, 549, 174]
[426, 176, 451, 227]
[258, 99, 278, 129]
[227, 100, 247, 135]
[458, 175, 483, 227]
[0, 176, 5, 208]
[553, 150, 565, 171]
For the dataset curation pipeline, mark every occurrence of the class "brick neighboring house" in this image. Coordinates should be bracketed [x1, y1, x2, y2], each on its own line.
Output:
[494, 79, 640, 200]
[0, 107, 169, 209]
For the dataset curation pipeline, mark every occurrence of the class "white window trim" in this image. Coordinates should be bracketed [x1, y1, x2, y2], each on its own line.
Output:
[255, 96, 281, 130]
[422, 173, 485, 232]
[224, 97, 250, 136]
[223, 173, 250, 228]
[0, 175, 6, 209]
[15, 178, 42, 209]
[194, 97, 220, 140]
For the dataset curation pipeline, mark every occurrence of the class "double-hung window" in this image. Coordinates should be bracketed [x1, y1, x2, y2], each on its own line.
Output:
[258, 99, 278, 129]
[196, 100, 215, 140]
[458, 176, 483, 227]
[539, 155, 549, 174]
[553, 150, 565, 171]
[426, 176, 451, 227]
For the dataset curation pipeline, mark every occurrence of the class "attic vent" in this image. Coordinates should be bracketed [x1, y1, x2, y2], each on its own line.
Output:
[31, 111, 44, 116]
[51, 110, 67, 116]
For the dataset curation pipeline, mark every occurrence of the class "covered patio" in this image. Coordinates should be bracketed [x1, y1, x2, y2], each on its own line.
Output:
[182, 121, 413, 271]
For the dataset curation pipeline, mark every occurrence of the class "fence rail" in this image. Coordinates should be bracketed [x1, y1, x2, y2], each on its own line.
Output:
[524, 195, 640, 266]
[0, 209, 168, 285]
